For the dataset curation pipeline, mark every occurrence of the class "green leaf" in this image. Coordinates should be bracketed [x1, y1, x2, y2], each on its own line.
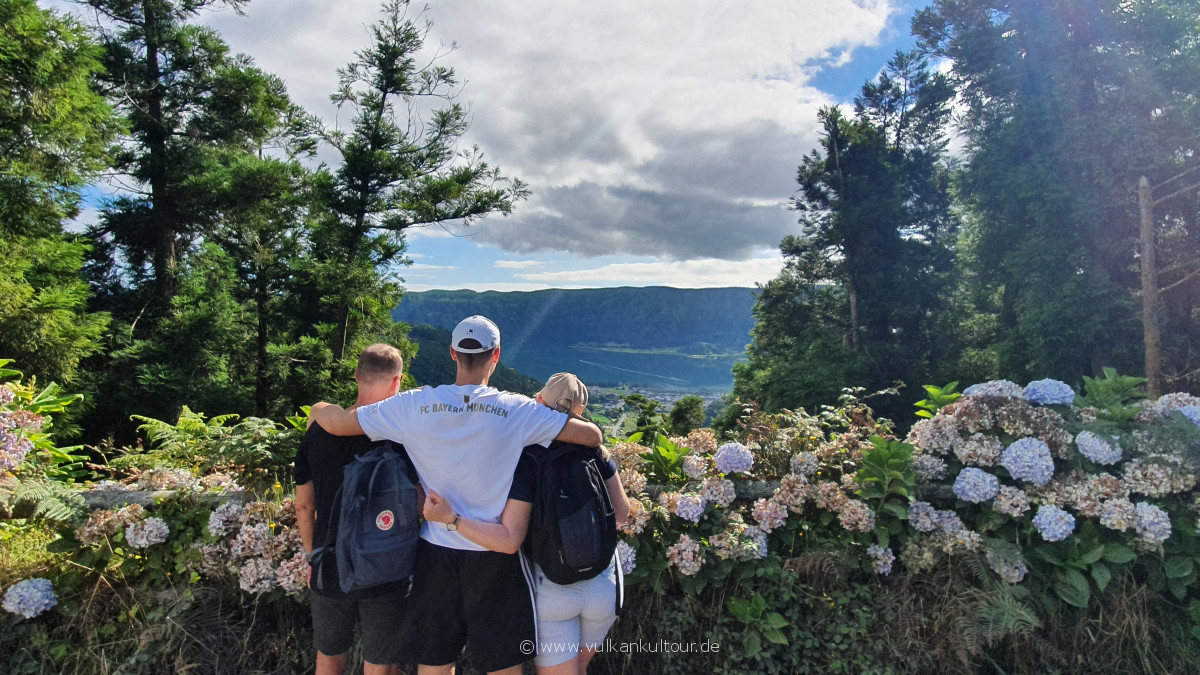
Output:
[873, 528, 891, 549]
[1102, 545, 1136, 564]
[46, 537, 80, 554]
[766, 611, 790, 629]
[744, 633, 762, 658]
[1078, 545, 1105, 566]
[881, 502, 908, 519]
[1169, 576, 1190, 601]
[1091, 562, 1112, 592]
[857, 486, 885, 500]
[750, 593, 767, 615]
[1056, 578, 1091, 608]
[763, 626, 789, 645]
[1165, 556, 1194, 579]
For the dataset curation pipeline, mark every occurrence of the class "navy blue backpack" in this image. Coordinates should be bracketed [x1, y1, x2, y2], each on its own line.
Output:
[310, 441, 420, 594]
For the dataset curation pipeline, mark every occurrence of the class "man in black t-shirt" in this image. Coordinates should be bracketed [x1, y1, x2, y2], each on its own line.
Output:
[294, 344, 420, 675]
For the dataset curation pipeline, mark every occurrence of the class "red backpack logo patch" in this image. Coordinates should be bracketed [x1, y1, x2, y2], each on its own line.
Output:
[376, 510, 394, 531]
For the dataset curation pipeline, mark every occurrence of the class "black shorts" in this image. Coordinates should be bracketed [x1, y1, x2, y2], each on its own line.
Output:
[399, 539, 537, 671]
[310, 584, 409, 665]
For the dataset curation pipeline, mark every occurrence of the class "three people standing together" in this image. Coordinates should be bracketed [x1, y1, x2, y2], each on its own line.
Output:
[301, 315, 626, 674]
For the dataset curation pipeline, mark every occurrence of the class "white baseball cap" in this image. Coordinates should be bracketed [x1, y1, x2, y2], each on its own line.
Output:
[451, 315, 500, 353]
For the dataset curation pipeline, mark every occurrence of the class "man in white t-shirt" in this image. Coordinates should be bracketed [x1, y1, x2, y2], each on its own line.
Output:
[309, 315, 602, 675]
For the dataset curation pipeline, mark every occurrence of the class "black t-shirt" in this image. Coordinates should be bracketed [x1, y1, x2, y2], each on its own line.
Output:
[294, 422, 419, 597]
[507, 442, 618, 503]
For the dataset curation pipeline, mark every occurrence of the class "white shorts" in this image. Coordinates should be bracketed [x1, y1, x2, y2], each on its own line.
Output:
[533, 558, 620, 667]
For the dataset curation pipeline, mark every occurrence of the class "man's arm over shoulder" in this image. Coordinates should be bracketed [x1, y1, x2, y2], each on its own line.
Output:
[554, 415, 602, 447]
[309, 402, 364, 437]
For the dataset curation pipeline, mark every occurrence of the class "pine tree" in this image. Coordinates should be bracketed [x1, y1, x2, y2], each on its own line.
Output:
[0, 0, 118, 384]
[914, 0, 1200, 388]
[734, 52, 958, 419]
[314, 0, 529, 362]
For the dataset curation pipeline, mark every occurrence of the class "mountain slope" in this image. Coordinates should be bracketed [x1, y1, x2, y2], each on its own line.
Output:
[406, 323, 542, 395]
[394, 287, 757, 388]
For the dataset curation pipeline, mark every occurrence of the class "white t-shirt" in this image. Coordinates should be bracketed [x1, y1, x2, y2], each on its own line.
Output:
[356, 384, 567, 551]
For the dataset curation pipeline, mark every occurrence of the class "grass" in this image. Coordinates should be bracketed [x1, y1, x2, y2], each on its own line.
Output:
[0, 521, 58, 586]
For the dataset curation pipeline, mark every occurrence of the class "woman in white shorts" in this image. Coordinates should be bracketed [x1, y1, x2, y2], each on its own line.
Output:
[424, 373, 630, 674]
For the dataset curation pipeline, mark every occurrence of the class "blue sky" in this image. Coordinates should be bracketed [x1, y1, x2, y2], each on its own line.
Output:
[61, 0, 927, 292]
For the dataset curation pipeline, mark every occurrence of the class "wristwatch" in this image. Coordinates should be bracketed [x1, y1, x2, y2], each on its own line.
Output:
[447, 514, 460, 531]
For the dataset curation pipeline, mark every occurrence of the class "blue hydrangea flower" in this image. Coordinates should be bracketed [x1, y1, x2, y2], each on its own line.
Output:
[908, 501, 938, 532]
[3, 578, 57, 619]
[963, 380, 1024, 399]
[674, 494, 706, 523]
[714, 442, 754, 475]
[953, 467, 1000, 503]
[1076, 430, 1121, 465]
[1024, 379, 1075, 406]
[1179, 405, 1200, 429]
[931, 508, 966, 534]
[1001, 438, 1056, 486]
[1032, 505, 1075, 542]
[985, 549, 1029, 584]
[1134, 502, 1172, 546]
[867, 545, 895, 575]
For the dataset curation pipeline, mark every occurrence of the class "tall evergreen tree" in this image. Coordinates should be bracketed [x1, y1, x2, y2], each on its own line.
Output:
[0, 0, 118, 384]
[75, 0, 322, 440]
[914, 0, 1200, 389]
[733, 52, 957, 419]
[314, 0, 529, 363]
[78, 0, 280, 307]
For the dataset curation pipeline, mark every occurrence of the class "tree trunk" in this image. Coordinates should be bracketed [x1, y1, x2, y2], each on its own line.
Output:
[144, 1, 174, 303]
[847, 274, 861, 351]
[255, 279, 269, 417]
[1140, 176, 1163, 398]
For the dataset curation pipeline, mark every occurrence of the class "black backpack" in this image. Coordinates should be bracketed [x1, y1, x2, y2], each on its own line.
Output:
[310, 441, 420, 595]
[524, 441, 618, 585]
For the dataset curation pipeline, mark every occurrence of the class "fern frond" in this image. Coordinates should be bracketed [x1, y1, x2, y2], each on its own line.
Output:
[974, 590, 1041, 647]
[962, 551, 992, 585]
[11, 477, 87, 522]
[208, 413, 240, 428]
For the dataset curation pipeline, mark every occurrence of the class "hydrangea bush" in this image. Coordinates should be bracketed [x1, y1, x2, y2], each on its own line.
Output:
[613, 389, 908, 596]
[611, 378, 1200, 616]
[905, 377, 1200, 607]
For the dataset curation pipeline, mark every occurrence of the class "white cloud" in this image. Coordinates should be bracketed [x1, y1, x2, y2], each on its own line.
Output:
[405, 281, 557, 293]
[408, 263, 459, 271]
[515, 253, 784, 288]
[494, 260, 543, 269]
[200, 0, 904, 261]
[65, 206, 101, 234]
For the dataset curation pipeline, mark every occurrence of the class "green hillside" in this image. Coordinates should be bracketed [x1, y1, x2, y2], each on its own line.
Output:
[405, 323, 542, 395]
[393, 287, 756, 388]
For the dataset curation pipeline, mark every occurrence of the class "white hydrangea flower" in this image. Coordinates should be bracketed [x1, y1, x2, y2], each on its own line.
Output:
[616, 540, 636, 575]
[125, 517, 170, 549]
[682, 454, 708, 480]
